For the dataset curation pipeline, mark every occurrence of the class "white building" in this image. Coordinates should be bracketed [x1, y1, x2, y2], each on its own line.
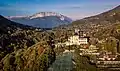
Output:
[65, 35, 89, 46]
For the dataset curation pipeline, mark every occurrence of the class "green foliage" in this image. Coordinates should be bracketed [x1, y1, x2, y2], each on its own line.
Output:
[74, 54, 97, 71]
[102, 38, 117, 53]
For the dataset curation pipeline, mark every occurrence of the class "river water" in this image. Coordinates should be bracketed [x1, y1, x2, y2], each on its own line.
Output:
[48, 52, 73, 71]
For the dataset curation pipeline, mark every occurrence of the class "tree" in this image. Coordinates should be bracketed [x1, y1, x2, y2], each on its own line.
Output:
[47, 32, 56, 66]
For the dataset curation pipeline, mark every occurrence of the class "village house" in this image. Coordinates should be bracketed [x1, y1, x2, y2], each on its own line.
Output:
[79, 45, 99, 55]
[97, 51, 118, 61]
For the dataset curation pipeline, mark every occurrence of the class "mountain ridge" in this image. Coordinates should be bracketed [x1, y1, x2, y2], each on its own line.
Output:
[75, 5, 120, 25]
[0, 15, 34, 34]
[55, 5, 120, 30]
[7, 12, 72, 28]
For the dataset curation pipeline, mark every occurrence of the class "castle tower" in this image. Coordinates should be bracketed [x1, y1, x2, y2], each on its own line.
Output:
[74, 29, 84, 37]
[79, 31, 84, 37]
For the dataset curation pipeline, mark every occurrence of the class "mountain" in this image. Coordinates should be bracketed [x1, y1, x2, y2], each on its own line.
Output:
[0, 15, 57, 71]
[0, 15, 41, 60]
[8, 12, 72, 28]
[71, 5, 120, 26]
[0, 15, 34, 34]
[54, 5, 120, 33]
[0, 15, 32, 55]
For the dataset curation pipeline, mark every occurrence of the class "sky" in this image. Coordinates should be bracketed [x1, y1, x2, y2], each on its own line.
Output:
[0, 0, 120, 20]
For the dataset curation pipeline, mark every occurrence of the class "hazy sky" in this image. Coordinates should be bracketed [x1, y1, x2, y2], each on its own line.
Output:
[0, 0, 120, 20]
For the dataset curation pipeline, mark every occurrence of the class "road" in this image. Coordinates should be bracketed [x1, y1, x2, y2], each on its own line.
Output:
[48, 52, 73, 71]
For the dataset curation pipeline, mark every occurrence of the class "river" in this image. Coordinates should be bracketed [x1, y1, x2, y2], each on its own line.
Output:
[48, 52, 73, 71]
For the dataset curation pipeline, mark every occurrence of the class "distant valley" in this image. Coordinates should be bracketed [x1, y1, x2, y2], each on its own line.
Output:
[1, 5, 120, 71]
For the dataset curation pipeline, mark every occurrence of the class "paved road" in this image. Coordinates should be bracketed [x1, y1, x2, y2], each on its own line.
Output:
[48, 52, 73, 71]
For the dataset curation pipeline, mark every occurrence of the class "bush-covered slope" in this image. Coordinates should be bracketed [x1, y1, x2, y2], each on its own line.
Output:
[0, 15, 56, 71]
